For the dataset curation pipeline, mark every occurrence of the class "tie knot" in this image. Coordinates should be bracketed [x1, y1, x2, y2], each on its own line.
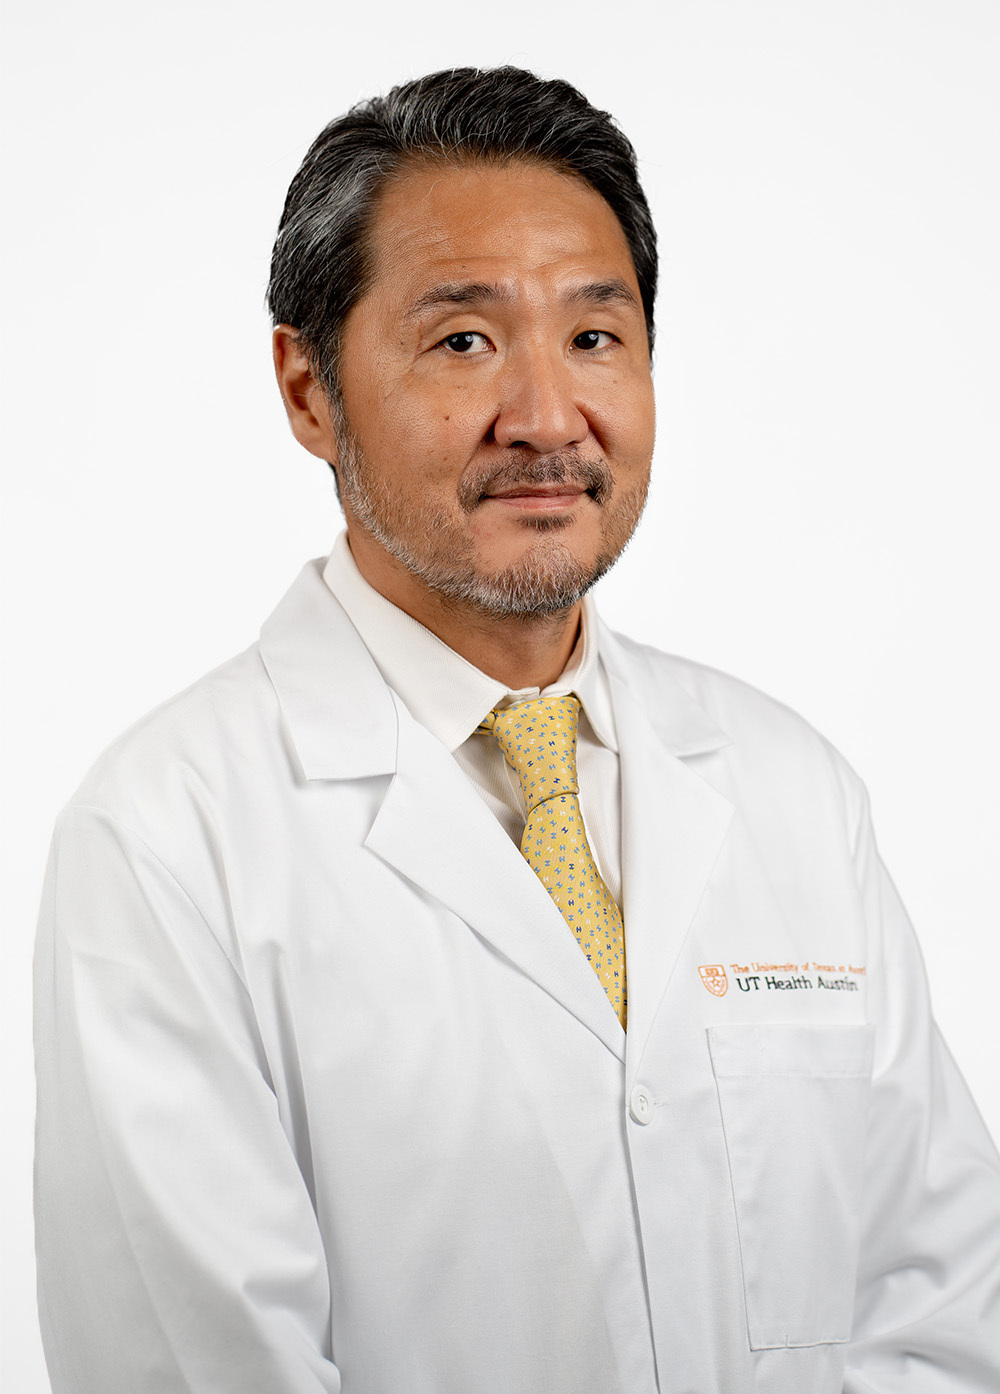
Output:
[481, 694, 581, 814]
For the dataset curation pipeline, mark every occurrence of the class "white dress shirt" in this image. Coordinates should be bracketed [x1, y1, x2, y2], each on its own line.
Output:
[322, 532, 623, 903]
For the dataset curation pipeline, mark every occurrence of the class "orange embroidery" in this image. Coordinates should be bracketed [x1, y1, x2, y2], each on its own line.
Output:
[698, 964, 728, 997]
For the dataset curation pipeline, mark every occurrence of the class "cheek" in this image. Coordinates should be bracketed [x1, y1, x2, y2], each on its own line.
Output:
[599, 382, 655, 468]
[622, 379, 656, 461]
[365, 384, 485, 482]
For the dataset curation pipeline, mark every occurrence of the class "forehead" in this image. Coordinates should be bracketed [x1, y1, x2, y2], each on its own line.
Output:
[360, 159, 639, 309]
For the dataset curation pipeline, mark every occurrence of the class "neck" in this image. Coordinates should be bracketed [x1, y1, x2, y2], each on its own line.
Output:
[426, 600, 582, 690]
[348, 537, 582, 689]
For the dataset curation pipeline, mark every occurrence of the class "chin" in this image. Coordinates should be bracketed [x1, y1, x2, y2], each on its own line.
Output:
[442, 540, 618, 620]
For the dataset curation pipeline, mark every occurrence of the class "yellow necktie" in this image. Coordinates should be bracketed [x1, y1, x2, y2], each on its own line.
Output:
[481, 695, 627, 1029]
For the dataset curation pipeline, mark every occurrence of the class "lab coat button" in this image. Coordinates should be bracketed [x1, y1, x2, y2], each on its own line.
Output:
[629, 1086, 654, 1124]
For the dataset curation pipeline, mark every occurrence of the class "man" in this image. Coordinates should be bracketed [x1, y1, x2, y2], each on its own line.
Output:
[34, 66, 1000, 1394]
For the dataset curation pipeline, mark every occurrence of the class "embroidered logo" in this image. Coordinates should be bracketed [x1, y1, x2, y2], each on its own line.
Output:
[698, 964, 729, 997]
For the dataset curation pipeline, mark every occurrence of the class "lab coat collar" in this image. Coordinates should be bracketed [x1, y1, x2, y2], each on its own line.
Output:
[259, 559, 399, 781]
[260, 559, 733, 783]
[596, 619, 733, 758]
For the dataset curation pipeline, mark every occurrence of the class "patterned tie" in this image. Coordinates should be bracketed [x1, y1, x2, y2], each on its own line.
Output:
[481, 695, 627, 1028]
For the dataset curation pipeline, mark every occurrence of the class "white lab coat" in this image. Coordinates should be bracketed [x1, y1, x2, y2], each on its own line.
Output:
[34, 559, 1000, 1394]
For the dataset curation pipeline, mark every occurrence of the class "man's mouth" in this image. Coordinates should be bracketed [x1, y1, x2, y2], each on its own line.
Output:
[460, 454, 613, 512]
[485, 482, 590, 507]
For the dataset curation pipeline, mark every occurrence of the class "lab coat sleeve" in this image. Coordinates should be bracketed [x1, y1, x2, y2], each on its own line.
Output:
[34, 804, 342, 1394]
[843, 782, 1000, 1391]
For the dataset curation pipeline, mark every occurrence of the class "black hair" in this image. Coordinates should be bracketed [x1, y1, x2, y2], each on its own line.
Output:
[267, 66, 657, 401]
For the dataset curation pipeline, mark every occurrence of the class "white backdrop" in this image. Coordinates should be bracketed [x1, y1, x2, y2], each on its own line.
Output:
[3, 1, 998, 1387]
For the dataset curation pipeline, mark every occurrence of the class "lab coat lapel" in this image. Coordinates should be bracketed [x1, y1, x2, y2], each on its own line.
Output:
[261, 563, 624, 1057]
[366, 707, 628, 1061]
[604, 648, 735, 1066]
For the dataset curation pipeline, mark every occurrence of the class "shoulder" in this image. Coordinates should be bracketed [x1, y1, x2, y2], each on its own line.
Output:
[66, 642, 286, 834]
[604, 626, 826, 739]
[603, 626, 867, 818]
[64, 559, 363, 829]
[613, 630, 816, 735]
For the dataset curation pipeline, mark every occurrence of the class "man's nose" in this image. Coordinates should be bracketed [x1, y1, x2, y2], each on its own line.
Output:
[492, 346, 589, 454]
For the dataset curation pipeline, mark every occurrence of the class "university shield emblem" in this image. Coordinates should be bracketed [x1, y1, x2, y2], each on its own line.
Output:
[698, 964, 728, 997]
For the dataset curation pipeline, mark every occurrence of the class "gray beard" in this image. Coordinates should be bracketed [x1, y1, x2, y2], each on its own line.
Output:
[334, 426, 647, 620]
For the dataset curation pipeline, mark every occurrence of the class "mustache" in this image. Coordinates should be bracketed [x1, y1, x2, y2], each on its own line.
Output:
[458, 453, 614, 512]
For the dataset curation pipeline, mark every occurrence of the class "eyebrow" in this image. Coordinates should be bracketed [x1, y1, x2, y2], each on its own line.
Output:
[565, 278, 639, 311]
[404, 278, 639, 320]
[405, 282, 515, 320]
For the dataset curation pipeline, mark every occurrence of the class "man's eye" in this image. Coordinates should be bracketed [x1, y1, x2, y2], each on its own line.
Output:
[441, 332, 491, 354]
[573, 330, 616, 351]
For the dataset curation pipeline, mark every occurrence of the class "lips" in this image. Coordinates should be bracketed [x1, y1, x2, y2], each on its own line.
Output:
[486, 483, 588, 501]
[459, 454, 614, 511]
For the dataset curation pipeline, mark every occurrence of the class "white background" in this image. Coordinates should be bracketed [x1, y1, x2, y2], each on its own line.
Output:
[2, 1, 998, 1387]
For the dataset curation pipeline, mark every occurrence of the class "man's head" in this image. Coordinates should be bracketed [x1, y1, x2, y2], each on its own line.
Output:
[271, 69, 658, 631]
[268, 67, 658, 401]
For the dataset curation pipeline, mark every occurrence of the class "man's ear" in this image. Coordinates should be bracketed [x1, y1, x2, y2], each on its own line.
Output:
[272, 326, 340, 463]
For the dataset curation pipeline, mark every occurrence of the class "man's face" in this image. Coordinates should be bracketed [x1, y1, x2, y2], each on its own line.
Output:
[333, 159, 656, 620]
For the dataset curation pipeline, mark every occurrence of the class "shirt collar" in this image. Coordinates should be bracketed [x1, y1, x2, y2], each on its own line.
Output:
[322, 532, 618, 754]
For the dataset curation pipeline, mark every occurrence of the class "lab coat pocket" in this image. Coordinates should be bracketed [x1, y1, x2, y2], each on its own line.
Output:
[707, 1022, 875, 1350]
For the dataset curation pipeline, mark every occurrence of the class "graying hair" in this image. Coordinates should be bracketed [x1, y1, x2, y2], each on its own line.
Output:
[267, 66, 657, 404]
